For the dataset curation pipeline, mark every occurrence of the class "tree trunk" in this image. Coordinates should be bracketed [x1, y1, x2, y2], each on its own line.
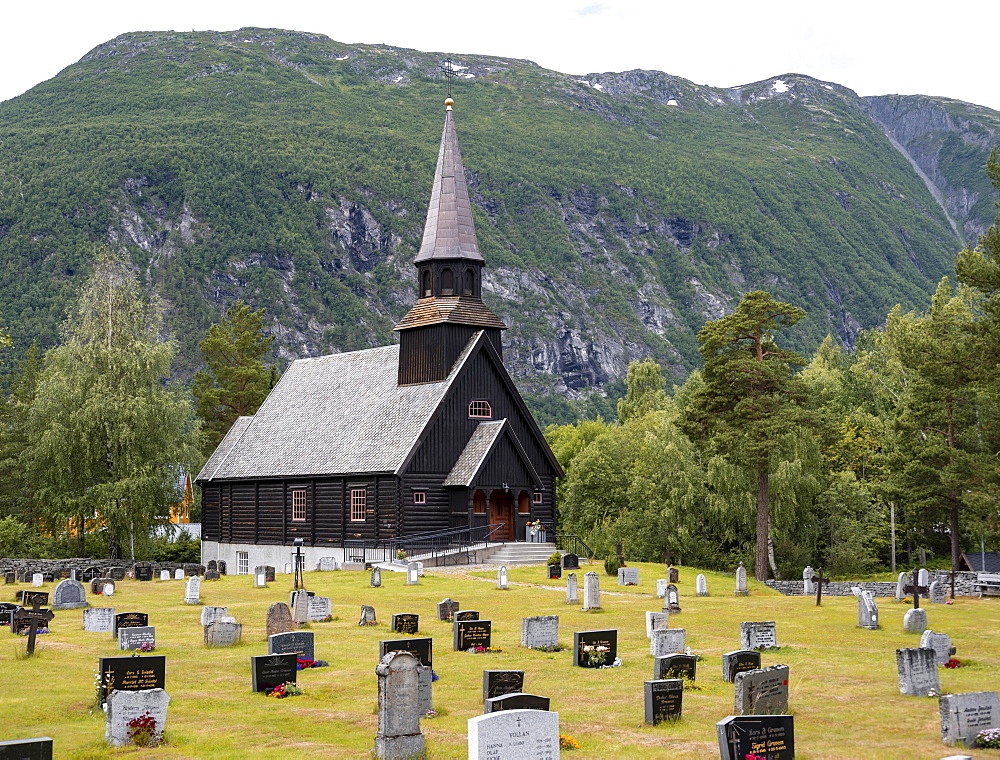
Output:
[756, 466, 770, 581]
[767, 531, 780, 580]
[950, 492, 960, 570]
[76, 514, 85, 556]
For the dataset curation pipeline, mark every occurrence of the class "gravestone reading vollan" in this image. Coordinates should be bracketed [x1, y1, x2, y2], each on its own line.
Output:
[565, 573, 578, 605]
[251, 653, 298, 693]
[644, 679, 683, 724]
[521, 615, 559, 649]
[717, 715, 794, 760]
[740, 621, 778, 650]
[392, 613, 419, 635]
[374, 651, 426, 760]
[118, 626, 156, 651]
[483, 670, 525, 703]
[269, 630, 315, 661]
[654, 654, 697, 681]
[649, 628, 686, 657]
[722, 650, 762, 682]
[734, 664, 790, 715]
[51, 578, 88, 610]
[468, 709, 559, 760]
[573, 629, 617, 668]
[939, 691, 1000, 747]
[454, 619, 492, 650]
[896, 647, 940, 696]
[380, 637, 433, 667]
[266, 602, 294, 637]
[83, 607, 116, 633]
[97, 655, 166, 705]
[105, 688, 170, 747]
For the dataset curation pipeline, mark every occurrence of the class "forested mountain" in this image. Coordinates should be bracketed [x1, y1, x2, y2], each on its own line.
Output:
[0, 28, 996, 418]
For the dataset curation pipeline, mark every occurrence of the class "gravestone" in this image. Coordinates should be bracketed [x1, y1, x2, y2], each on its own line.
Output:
[903, 607, 928, 635]
[918, 568, 930, 588]
[417, 664, 434, 715]
[371, 567, 382, 588]
[485, 692, 551, 713]
[284, 563, 291, 574]
[3, 571, 13, 585]
[205, 619, 242, 647]
[374, 651, 425, 760]
[582, 571, 601, 611]
[184, 576, 201, 605]
[91, 578, 114, 595]
[31, 573, 43, 587]
[655, 578, 668, 598]
[735, 562, 749, 596]
[547, 564, 562, 579]
[159, 570, 171, 581]
[110, 567, 127, 581]
[573, 629, 617, 668]
[562, 553, 579, 570]
[264, 566, 276, 582]
[650, 628, 686, 657]
[920, 630, 954, 666]
[734, 664, 789, 715]
[114, 612, 149, 639]
[308, 595, 332, 622]
[645, 611, 669, 638]
[696, 574, 708, 597]
[251, 653, 298, 693]
[896, 571, 908, 602]
[521, 615, 559, 649]
[654, 653, 697, 681]
[174, 568, 185, 580]
[292, 590, 310, 625]
[0, 738, 53, 758]
[565, 573, 578, 605]
[668, 566, 679, 584]
[405, 562, 419, 586]
[359, 605, 377, 626]
[254, 570, 267, 588]
[722, 650, 762, 682]
[134, 565, 153, 582]
[204, 570, 221, 581]
[617, 567, 639, 586]
[455, 610, 480, 621]
[664, 584, 681, 613]
[51, 578, 88, 610]
[200, 606, 228, 627]
[392, 613, 419, 635]
[207, 560, 217, 573]
[103, 583, 115, 597]
[118, 626, 156, 651]
[318, 557, 338, 571]
[483, 670, 525, 703]
[644, 679, 683, 724]
[497, 565, 509, 590]
[17, 590, 48, 606]
[717, 715, 794, 760]
[857, 589, 880, 630]
[436, 598, 459, 621]
[740, 621, 778, 650]
[896, 647, 940, 696]
[939, 691, 1000, 747]
[265, 602, 294, 637]
[454, 619, 492, 650]
[83, 607, 117, 633]
[803, 565, 815, 595]
[929, 581, 947, 604]
[97, 655, 166, 704]
[467, 709, 559, 760]
[105, 688, 170, 747]
[380, 636, 432, 667]
[269, 630, 315, 661]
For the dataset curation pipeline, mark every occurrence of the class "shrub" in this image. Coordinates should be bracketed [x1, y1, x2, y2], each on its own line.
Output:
[604, 551, 621, 576]
[546, 552, 562, 567]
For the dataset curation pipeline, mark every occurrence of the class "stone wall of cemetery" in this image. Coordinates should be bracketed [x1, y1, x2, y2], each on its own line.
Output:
[765, 570, 981, 597]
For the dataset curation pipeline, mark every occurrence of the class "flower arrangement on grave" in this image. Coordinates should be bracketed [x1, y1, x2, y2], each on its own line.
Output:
[126, 711, 162, 747]
[137, 641, 156, 653]
[943, 657, 962, 668]
[530, 643, 566, 652]
[560, 734, 580, 750]
[975, 727, 1000, 748]
[296, 659, 330, 670]
[396, 549, 407, 561]
[268, 681, 304, 698]
[17, 628, 48, 636]
[745, 754, 766, 760]
[468, 646, 504, 653]
[582, 644, 609, 667]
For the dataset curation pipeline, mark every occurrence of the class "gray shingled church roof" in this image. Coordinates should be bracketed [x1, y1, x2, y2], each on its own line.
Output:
[444, 420, 506, 487]
[197, 341, 472, 481]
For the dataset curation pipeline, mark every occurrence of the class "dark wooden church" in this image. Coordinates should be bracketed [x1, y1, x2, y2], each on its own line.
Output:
[197, 98, 563, 572]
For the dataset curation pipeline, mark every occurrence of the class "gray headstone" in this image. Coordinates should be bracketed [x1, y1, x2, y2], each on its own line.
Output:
[582, 571, 601, 611]
[374, 651, 426, 759]
[269, 630, 315, 661]
[650, 628, 686, 657]
[359, 605, 377, 626]
[417, 664, 434, 715]
[437, 598, 459, 621]
[118, 626, 156, 651]
[655, 578, 668, 598]
[896, 571, 908, 602]
[83, 607, 116, 633]
[371, 567, 382, 588]
[695, 574, 708, 597]
[184, 576, 201, 605]
[497, 566, 509, 590]
[106, 688, 169, 747]
[52, 578, 88, 610]
[467, 709, 559, 759]
[266, 602, 294, 637]
[929, 581, 947, 604]
[896, 647, 940, 696]
[939, 691, 1000, 747]
[740, 621, 778, 650]
[664, 584, 681, 613]
[903, 607, 928, 635]
[857, 590, 880, 630]
[406, 562, 419, 586]
[734, 664, 790, 715]
[565, 573, 578, 605]
[920, 630, 954, 666]
[292, 590, 310, 625]
[521, 616, 559, 649]
[308, 595, 332, 622]
[645, 611, 669, 638]
[201, 606, 228, 627]
[802, 566, 815, 595]
[205, 620, 242, 647]
[617, 567, 639, 586]
[735, 562, 748, 595]
[318, 556, 338, 571]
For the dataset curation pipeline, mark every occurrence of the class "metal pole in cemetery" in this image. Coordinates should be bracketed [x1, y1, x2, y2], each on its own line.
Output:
[814, 567, 831, 606]
[293, 538, 304, 590]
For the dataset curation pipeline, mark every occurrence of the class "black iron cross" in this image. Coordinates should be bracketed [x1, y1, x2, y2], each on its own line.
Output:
[814, 567, 832, 606]
[14, 597, 54, 656]
[440, 59, 456, 99]
[903, 568, 928, 610]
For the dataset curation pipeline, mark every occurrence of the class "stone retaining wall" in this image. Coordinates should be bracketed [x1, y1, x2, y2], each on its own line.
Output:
[765, 570, 981, 597]
[0, 557, 205, 580]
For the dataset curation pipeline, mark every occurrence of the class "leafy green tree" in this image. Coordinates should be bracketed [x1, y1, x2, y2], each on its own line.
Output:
[192, 300, 275, 455]
[680, 290, 808, 580]
[616, 359, 667, 423]
[21, 249, 202, 558]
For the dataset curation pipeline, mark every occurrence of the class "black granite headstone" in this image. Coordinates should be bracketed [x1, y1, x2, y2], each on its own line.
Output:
[16, 591, 48, 606]
[0, 737, 54, 759]
[455, 610, 480, 621]
[644, 679, 683, 724]
[251, 653, 298, 693]
[134, 565, 153, 582]
[453, 619, 492, 650]
[654, 653, 698, 681]
[717, 715, 794, 760]
[562, 553, 580, 570]
[97, 654, 166, 704]
[547, 565, 562, 579]
[265, 566, 276, 582]
[484, 692, 551, 713]
[380, 636, 432, 667]
[392, 613, 419, 635]
[114, 612, 149, 638]
[722, 650, 762, 683]
[573, 629, 617, 668]
[482, 670, 525, 703]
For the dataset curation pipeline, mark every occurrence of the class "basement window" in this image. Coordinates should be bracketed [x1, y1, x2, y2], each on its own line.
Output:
[469, 400, 492, 419]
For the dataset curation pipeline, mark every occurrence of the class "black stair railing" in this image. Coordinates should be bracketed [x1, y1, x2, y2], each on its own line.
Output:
[343, 524, 505, 566]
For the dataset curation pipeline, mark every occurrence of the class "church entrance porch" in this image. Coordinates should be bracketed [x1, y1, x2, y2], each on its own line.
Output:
[488, 489, 514, 541]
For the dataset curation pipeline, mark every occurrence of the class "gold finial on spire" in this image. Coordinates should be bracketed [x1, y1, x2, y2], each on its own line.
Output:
[445, 97, 454, 111]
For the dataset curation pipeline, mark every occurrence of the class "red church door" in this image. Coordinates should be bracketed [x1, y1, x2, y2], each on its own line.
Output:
[488, 489, 514, 541]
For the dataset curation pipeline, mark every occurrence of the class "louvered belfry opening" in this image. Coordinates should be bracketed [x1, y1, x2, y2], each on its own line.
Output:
[396, 99, 506, 385]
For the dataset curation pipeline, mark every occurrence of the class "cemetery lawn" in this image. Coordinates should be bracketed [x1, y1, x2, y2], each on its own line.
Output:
[2, 562, 999, 758]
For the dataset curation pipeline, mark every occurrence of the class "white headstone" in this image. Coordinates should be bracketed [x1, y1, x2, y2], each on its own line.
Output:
[735, 563, 748, 596]
[896, 571, 908, 602]
[896, 647, 939, 696]
[644, 611, 669, 638]
[83, 607, 116, 633]
[696, 574, 708, 597]
[254, 572, 267, 588]
[159, 570, 171, 581]
[521, 615, 559, 649]
[371, 567, 382, 588]
[857, 590, 880, 630]
[802, 566, 815, 595]
[918, 568, 930, 587]
[106, 688, 170, 747]
[939, 691, 1000, 747]
[565, 573, 578, 605]
[184, 576, 201, 605]
[31, 573, 43, 587]
[292, 590, 310, 625]
[201, 606, 228, 627]
[582, 571, 601, 611]
[650, 628, 686, 657]
[103, 583, 115, 597]
[374, 651, 425, 759]
[284, 563, 292, 574]
[318, 556, 338, 571]
[903, 607, 928, 635]
[174, 568, 185, 580]
[406, 562, 419, 586]
[740, 621, 778, 650]
[655, 578, 668, 598]
[497, 566, 509, 591]
[308, 595, 332, 622]
[468, 709, 560, 760]
[920, 630, 953, 666]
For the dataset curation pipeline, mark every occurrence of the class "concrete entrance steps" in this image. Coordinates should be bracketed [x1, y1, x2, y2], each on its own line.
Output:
[483, 542, 559, 565]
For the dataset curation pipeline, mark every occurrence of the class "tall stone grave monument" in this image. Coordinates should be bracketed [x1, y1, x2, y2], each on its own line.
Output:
[896, 647, 940, 696]
[374, 650, 426, 760]
[565, 573, 578, 605]
[582, 571, 601, 611]
[735, 563, 749, 596]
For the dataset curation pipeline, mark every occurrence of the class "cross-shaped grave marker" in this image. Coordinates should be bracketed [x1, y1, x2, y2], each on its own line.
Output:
[14, 596, 55, 656]
[903, 567, 929, 610]
[814, 567, 832, 606]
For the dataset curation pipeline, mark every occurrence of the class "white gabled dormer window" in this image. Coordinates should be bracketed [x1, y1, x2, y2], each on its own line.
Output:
[469, 400, 492, 419]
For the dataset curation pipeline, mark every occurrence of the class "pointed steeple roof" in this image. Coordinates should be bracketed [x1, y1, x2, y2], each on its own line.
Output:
[414, 99, 483, 263]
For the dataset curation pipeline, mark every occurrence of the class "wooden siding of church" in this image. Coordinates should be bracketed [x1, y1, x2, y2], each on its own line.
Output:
[398, 324, 503, 385]
[398, 472, 452, 534]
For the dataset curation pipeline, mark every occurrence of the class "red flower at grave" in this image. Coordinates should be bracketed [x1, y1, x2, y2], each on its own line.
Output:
[944, 658, 962, 668]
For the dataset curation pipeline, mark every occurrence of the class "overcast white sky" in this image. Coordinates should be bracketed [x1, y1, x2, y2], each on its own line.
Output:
[2, 0, 998, 111]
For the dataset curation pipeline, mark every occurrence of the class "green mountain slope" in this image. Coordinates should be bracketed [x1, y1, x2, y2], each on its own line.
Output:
[0, 28, 994, 411]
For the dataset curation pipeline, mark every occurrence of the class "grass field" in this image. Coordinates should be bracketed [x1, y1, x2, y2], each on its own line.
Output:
[1, 561, 999, 759]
